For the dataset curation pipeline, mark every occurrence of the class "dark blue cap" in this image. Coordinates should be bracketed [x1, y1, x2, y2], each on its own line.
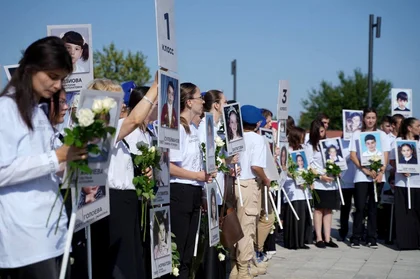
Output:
[121, 81, 136, 105]
[201, 91, 206, 98]
[241, 105, 266, 127]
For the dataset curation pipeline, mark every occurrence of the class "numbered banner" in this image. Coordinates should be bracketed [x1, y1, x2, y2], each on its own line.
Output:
[155, 0, 177, 72]
[150, 206, 172, 278]
[158, 70, 180, 149]
[277, 80, 289, 120]
[47, 24, 94, 92]
[391, 88, 412, 118]
[3, 64, 19, 81]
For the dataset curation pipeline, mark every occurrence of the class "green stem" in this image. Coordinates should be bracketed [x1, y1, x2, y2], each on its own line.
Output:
[46, 170, 72, 228]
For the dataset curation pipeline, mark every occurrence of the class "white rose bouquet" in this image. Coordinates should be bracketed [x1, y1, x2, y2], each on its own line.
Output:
[368, 154, 383, 202]
[47, 97, 117, 233]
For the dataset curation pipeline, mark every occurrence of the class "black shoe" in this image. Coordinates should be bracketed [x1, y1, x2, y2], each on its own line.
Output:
[338, 229, 347, 241]
[351, 238, 360, 249]
[325, 239, 339, 248]
[367, 239, 378, 249]
[315, 241, 326, 248]
[300, 244, 310, 249]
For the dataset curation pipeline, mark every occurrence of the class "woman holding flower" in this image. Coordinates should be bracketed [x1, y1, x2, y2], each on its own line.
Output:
[305, 119, 339, 249]
[0, 36, 87, 279]
[389, 117, 420, 250]
[349, 108, 390, 249]
[283, 127, 313, 250]
[88, 78, 158, 279]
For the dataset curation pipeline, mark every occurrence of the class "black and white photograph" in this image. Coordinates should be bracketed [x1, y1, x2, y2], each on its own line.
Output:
[206, 182, 220, 247]
[152, 148, 170, 205]
[150, 206, 172, 278]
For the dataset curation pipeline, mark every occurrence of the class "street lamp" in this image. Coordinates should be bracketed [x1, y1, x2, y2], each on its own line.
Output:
[368, 14, 382, 107]
[231, 59, 237, 101]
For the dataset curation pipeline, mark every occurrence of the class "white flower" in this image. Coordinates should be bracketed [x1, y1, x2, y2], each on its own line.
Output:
[102, 97, 117, 112]
[217, 157, 223, 164]
[322, 169, 327, 173]
[76, 108, 95, 127]
[215, 136, 225, 147]
[172, 267, 179, 277]
[327, 159, 334, 164]
[218, 252, 225, 261]
[149, 146, 156, 153]
[91, 99, 104, 114]
[329, 165, 333, 169]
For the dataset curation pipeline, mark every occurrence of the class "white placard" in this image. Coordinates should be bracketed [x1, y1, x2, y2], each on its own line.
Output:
[206, 182, 220, 247]
[358, 131, 385, 167]
[64, 89, 123, 187]
[222, 102, 245, 156]
[342, 109, 363, 141]
[158, 70, 180, 149]
[205, 113, 217, 173]
[263, 136, 280, 181]
[277, 80, 289, 120]
[150, 206, 172, 278]
[47, 24, 94, 92]
[72, 184, 109, 232]
[391, 88, 412, 118]
[319, 137, 348, 171]
[277, 141, 289, 172]
[260, 128, 274, 155]
[3, 64, 18, 81]
[395, 140, 420, 173]
[152, 148, 171, 205]
[290, 150, 308, 186]
[155, 0, 177, 72]
[277, 119, 287, 143]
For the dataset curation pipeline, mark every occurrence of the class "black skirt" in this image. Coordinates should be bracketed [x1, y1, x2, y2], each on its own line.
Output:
[395, 186, 420, 250]
[313, 189, 340, 210]
[283, 200, 313, 249]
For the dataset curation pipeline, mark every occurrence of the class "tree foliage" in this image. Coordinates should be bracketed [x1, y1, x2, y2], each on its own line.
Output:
[93, 42, 151, 86]
[299, 69, 392, 130]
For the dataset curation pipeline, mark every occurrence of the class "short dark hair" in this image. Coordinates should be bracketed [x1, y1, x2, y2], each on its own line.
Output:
[396, 91, 408, 101]
[391, 114, 404, 125]
[261, 108, 273, 119]
[381, 115, 392, 124]
[365, 134, 376, 142]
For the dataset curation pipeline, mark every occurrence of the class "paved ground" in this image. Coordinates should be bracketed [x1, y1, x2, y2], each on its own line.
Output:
[264, 211, 420, 279]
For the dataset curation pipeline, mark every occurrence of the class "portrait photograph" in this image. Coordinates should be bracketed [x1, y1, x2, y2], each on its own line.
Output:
[277, 142, 289, 172]
[77, 185, 106, 209]
[278, 119, 287, 142]
[222, 102, 245, 156]
[150, 206, 172, 278]
[290, 150, 308, 185]
[157, 70, 180, 150]
[320, 138, 348, 171]
[358, 131, 384, 166]
[395, 140, 420, 173]
[205, 113, 216, 173]
[152, 148, 170, 206]
[260, 128, 274, 155]
[342, 109, 363, 141]
[391, 88, 412, 118]
[206, 182, 220, 247]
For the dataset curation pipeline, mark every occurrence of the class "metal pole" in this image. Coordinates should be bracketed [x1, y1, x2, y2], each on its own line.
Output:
[231, 59, 237, 101]
[368, 14, 374, 107]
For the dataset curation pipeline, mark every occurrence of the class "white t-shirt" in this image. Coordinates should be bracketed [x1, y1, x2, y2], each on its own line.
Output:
[390, 137, 420, 188]
[170, 124, 203, 186]
[340, 140, 355, 189]
[0, 96, 66, 268]
[107, 119, 146, 191]
[238, 132, 267, 180]
[305, 142, 337, 191]
[198, 118, 224, 205]
[349, 130, 390, 183]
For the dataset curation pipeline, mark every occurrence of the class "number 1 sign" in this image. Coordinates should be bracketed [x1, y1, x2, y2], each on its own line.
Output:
[277, 80, 289, 120]
[155, 0, 177, 73]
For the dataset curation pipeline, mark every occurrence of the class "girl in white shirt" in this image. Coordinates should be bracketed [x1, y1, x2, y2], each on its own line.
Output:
[349, 108, 390, 249]
[87, 78, 157, 279]
[169, 83, 211, 279]
[389, 117, 420, 250]
[0, 36, 87, 279]
[305, 120, 339, 249]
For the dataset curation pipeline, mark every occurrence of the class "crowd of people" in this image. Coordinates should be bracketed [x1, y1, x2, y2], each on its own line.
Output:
[0, 35, 420, 279]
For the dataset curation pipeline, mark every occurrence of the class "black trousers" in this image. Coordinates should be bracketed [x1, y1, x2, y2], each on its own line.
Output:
[352, 182, 381, 242]
[339, 188, 354, 238]
[0, 255, 70, 279]
[91, 189, 145, 279]
[395, 187, 420, 249]
[164, 183, 201, 279]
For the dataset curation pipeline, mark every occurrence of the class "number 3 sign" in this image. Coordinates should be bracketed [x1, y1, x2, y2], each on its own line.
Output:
[277, 80, 289, 120]
[155, 0, 177, 73]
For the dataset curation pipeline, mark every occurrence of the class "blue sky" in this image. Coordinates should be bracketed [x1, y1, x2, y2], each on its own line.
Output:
[1, 0, 419, 123]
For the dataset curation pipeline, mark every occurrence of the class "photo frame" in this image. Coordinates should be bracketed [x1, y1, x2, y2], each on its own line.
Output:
[260, 128, 274, 155]
[342, 109, 363, 141]
[290, 150, 308, 186]
[395, 140, 420, 173]
[320, 137, 348, 171]
[206, 182, 220, 247]
[205, 113, 216, 173]
[391, 88, 412, 118]
[150, 206, 172, 278]
[222, 102, 245, 156]
[3, 64, 18, 81]
[277, 142, 289, 172]
[152, 148, 170, 205]
[358, 131, 384, 166]
[277, 119, 287, 143]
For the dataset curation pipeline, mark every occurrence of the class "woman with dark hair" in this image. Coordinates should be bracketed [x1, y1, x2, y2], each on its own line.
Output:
[349, 108, 390, 248]
[305, 119, 339, 249]
[227, 106, 243, 141]
[169, 82, 212, 279]
[283, 126, 313, 250]
[390, 117, 420, 249]
[61, 31, 89, 73]
[0, 36, 87, 279]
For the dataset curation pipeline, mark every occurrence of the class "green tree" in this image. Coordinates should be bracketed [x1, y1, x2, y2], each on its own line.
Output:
[93, 42, 151, 86]
[299, 69, 392, 130]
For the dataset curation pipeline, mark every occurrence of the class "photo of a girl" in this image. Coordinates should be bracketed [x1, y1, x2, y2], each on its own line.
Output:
[153, 209, 170, 259]
[398, 143, 418, 164]
[61, 30, 90, 73]
[225, 104, 243, 142]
